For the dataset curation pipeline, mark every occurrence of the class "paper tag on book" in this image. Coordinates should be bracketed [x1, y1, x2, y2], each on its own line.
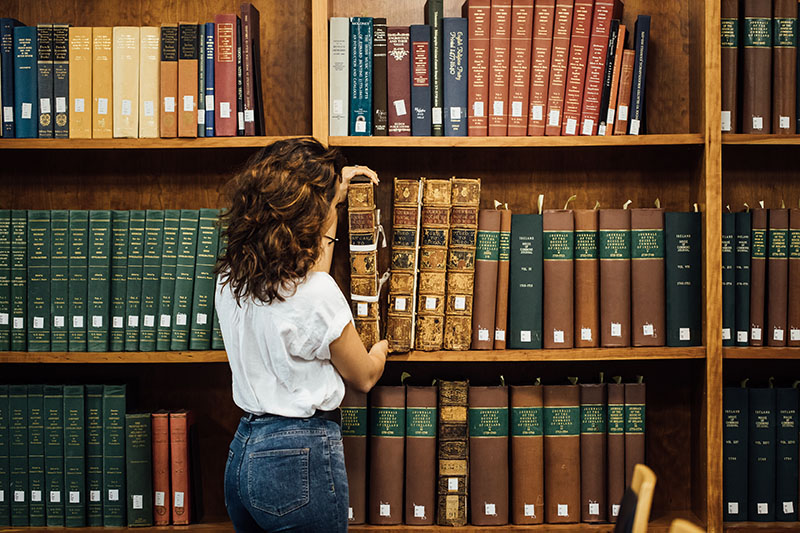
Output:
[485, 503, 496, 516]
[394, 298, 407, 311]
[511, 101, 522, 118]
[757, 502, 769, 515]
[722, 327, 731, 340]
[727, 502, 738, 514]
[611, 322, 622, 337]
[582, 119, 594, 135]
[31, 490, 42, 502]
[97, 98, 108, 115]
[589, 503, 599, 515]
[244, 109, 255, 123]
[720, 111, 731, 132]
[0, 313, 7, 325]
[56, 97, 67, 113]
[90, 490, 100, 502]
[74, 98, 85, 113]
[774, 328, 784, 341]
[643, 323, 654, 337]
[607, 109, 616, 127]
[524, 504, 535, 517]
[206, 94, 214, 111]
[414, 505, 425, 518]
[176, 313, 187, 326]
[40, 98, 51, 114]
[548, 109, 560, 126]
[581, 328, 592, 341]
[183, 95, 194, 112]
[128, 315, 139, 327]
[780, 116, 790, 130]
[557, 504, 568, 517]
[357, 303, 368, 317]
[565, 118, 577, 135]
[33, 316, 44, 329]
[144, 100, 155, 117]
[792, 329, 800, 341]
[3, 106, 13, 122]
[598, 124, 607, 136]
[133, 494, 143, 509]
[121, 99, 132, 116]
[784, 501, 794, 514]
[393, 99, 407, 116]
[21, 102, 32, 119]
[448, 478, 459, 491]
[432, 107, 443, 124]
[174, 492, 185, 508]
[198, 110, 205, 124]
[196, 313, 208, 325]
[473, 101, 484, 117]
[612, 504, 620, 517]
[495, 329, 505, 341]
[493, 100, 504, 117]
[379, 503, 391, 517]
[454, 296, 466, 311]
[161, 314, 171, 328]
[238, 112, 245, 130]
[679, 328, 690, 341]
[629, 118, 641, 135]
[751, 327, 761, 341]
[73, 315, 84, 328]
[155, 491, 165, 507]
[69, 491, 80, 503]
[13, 317, 23, 329]
[553, 330, 564, 343]
[521, 330, 531, 342]
[113, 316, 123, 329]
[752, 116, 763, 130]
[108, 489, 119, 502]
[50, 491, 61, 503]
[450, 106, 462, 120]
[478, 328, 490, 341]
[331, 99, 343, 116]
[164, 97, 176, 113]
[532, 105, 543, 121]
[14, 491, 24, 502]
[348, 507, 354, 520]
[738, 330, 748, 343]
[354, 117, 366, 132]
[425, 297, 437, 310]
[92, 315, 103, 328]
[143, 315, 154, 328]
[220, 101, 232, 118]
[618, 105, 628, 121]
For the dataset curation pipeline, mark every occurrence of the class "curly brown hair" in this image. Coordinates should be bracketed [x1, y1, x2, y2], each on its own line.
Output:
[216, 137, 347, 304]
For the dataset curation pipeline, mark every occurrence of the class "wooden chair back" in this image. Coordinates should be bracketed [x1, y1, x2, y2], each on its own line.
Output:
[631, 463, 657, 533]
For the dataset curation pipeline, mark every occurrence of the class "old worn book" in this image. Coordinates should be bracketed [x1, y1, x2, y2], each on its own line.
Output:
[472, 209, 501, 349]
[599, 209, 631, 347]
[405, 386, 437, 525]
[560, 0, 594, 136]
[510, 385, 544, 524]
[543, 208, 574, 348]
[372, 18, 388, 135]
[526, 0, 556, 135]
[348, 182, 379, 349]
[341, 388, 367, 524]
[750, 208, 767, 345]
[613, 49, 635, 135]
[369, 387, 405, 525]
[469, 386, 509, 525]
[151, 411, 170, 525]
[773, 0, 796, 134]
[767, 208, 789, 346]
[723, 212, 736, 345]
[386, 27, 411, 136]
[665, 212, 702, 347]
[624, 380, 645, 485]
[544, 0, 575, 135]
[580, 382, 607, 522]
[494, 206, 511, 348]
[112, 27, 140, 138]
[68, 28, 92, 138]
[742, 0, 773, 133]
[631, 208, 665, 346]
[574, 209, 599, 347]
[775, 387, 798, 521]
[508, 214, 543, 348]
[748, 386, 776, 521]
[789, 208, 800, 345]
[465, 0, 492, 135]
[723, 386, 748, 521]
[543, 384, 580, 523]
[488, 0, 513, 135]
[721, 0, 738, 132]
[507, 0, 534, 135]
[607, 380, 625, 522]
[159, 24, 178, 137]
[735, 211, 752, 345]
[437, 381, 468, 526]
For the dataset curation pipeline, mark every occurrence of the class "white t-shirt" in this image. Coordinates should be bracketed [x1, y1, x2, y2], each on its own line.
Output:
[215, 271, 353, 418]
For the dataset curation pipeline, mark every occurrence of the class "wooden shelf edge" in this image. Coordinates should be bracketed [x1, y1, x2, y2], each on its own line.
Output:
[722, 133, 800, 145]
[329, 133, 704, 148]
[0, 351, 228, 363]
[390, 347, 705, 362]
[0, 135, 306, 150]
[724, 522, 800, 531]
[723, 346, 800, 359]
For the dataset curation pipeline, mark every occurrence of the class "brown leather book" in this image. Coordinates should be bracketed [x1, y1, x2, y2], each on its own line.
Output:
[169, 410, 193, 525]
[159, 24, 178, 138]
[544, 0, 575, 135]
[543, 209, 574, 348]
[494, 207, 512, 348]
[469, 386, 509, 525]
[721, 0, 738, 132]
[387, 27, 412, 136]
[750, 208, 767, 346]
[488, 0, 513, 136]
[580, 383, 607, 522]
[369, 386, 405, 525]
[604, 24, 626, 135]
[177, 23, 198, 138]
[599, 209, 631, 347]
[151, 411, 170, 525]
[773, 0, 796, 134]
[465, 0, 492, 136]
[789, 208, 800, 346]
[574, 209, 599, 347]
[348, 182, 380, 348]
[543, 384, 580, 523]
[507, 0, 534, 135]
[579, 0, 614, 135]
[631, 208, 665, 346]
[341, 387, 367, 524]
[624, 381, 645, 485]
[472, 209, 502, 349]
[560, 0, 594, 136]
[214, 15, 238, 137]
[437, 381, 469, 526]
[742, 0, 772, 133]
[527, 0, 556, 135]
[613, 49, 635, 135]
[607, 381, 625, 522]
[767, 208, 789, 345]
[510, 385, 544, 524]
[405, 386, 437, 525]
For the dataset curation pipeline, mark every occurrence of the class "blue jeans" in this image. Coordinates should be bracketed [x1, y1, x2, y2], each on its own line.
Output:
[224, 414, 349, 532]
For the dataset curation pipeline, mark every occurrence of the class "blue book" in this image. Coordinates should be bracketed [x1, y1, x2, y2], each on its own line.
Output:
[13, 26, 37, 139]
[442, 17, 467, 136]
[349, 17, 373, 136]
[628, 15, 650, 135]
[205, 22, 215, 137]
[1, 19, 22, 138]
[198, 24, 206, 137]
[409, 24, 432, 136]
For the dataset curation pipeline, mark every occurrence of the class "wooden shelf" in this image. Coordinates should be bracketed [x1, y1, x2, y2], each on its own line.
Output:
[0, 351, 228, 363]
[724, 522, 800, 531]
[391, 347, 706, 362]
[723, 133, 800, 145]
[723, 347, 800, 359]
[0, 136, 304, 150]
[59, 519, 235, 531]
[328, 133, 704, 148]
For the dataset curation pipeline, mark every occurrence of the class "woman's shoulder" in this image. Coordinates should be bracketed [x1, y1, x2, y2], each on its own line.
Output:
[295, 271, 345, 300]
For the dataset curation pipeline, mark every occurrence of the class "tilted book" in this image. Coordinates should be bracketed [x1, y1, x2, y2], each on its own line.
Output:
[613, 49, 635, 135]
[597, 20, 620, 135]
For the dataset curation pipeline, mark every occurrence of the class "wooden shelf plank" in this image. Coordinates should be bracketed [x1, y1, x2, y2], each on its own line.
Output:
[0, 351, 228, 363]
[725, 523, 800, 531]
[0, 136, 304, 150]
[329, 133, 704, 148]
[723, 347, 800, 359]
[723, 133, 800, 145]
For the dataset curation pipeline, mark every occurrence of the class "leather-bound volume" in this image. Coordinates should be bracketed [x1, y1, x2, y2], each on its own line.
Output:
[372, 18, 388, 135]
[773, 0, 796, 134]
[387, 27, 411, 136]
[560, 0, 594, 136]
[789, 208, 800, 345]
[348, 182, 380, 349]
[169, 410, 194, 525]
[543, 384, 580, 523]
[607, 381, 625, 522]
[494, 207, 511, 348]
[437, 381, 469, 527]
[604, 24, 626, 135]
[214, 15, 237, 137]
[444, 178, 481, 350]
[599, 209, 631, 347]
[465, 0, 491, 136]
[488, 0, 513, 136]
[405, 386, 437, 525]
[178, 23, 199, 138]
[469, 386, 509, 525]
[597, 20, 620, 136]
[526, 0, 556, 135]
[574, 209, 599, 347]
[580, 383, 607, 523]
[613, 49, 635, 135]
[159, 24, 178, 138]
[631, 208, 665, 346]
[750, 208, 767, 345]
[545, 0, 575, 135]
[579, 0, 614, 135]
[543, 209, 574, 348]
[742, 0, 773, 133]
[151, 411, 170, 526]
[768, 208, 789, 345]
[341, 387, 367, 525]
[510, 385, 544, 524]
[736, 211, 752, 345]
[369, 386, 405, 525]
[624, 381, 646, 485]
[387, 178, 423, 352]
[416, 180, 452, 351]
[721, 0, 738, 132]
[507, 0, 534, 136]
[472, 209, 501, 349]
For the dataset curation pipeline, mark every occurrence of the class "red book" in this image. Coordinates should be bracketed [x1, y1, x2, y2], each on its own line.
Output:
[526, 0, 556, 135]
[579, 0, 614, 135]
[169, 410, 194, 525]
[466, 0, 492, 135]
[507, 0, 534, 135]
[152, 411, 170, 525]
[387, 27, 412, 136]
[488, 0, 513, 136]
[214, 14, 238, 136]
[560, 0, 594, 136]
[544, 0, 575, 135]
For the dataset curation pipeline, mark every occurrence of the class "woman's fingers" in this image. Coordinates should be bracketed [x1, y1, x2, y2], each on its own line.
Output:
[343, 165, 380, 186]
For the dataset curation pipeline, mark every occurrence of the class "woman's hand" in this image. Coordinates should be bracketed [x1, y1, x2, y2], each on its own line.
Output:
[336, 165, 379, 204]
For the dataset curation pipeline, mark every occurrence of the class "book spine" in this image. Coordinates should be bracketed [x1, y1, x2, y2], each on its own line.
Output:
[87, 210, 111, 352]
[348, 182, 380, 348]
[599, 209, 631, 346]
[574, 209, 599, 347]
[749, 387, 776, 521]
[773, 0, 797, 134]
[14, 26, 37, 139]
[579, 0, 614, 135]
[369, 387, 405, 524]
[214, 16, 236, 136]
[404, 386, 437, 525]
[722, 212, 736, 345]
[437, 381, 468, 526]
[151, 412, 170, 525]
[1, 20, 20, 138]
[241, 6, 255, 135]
[767, 208, 789, 345]
[735, 212, 752, 345]
[605, 23, 626, 134]
[526, 0, 556, 135]
[178, 23, 198, 138]
[160, 24, 178, 137]
[386, 27, 411, 136]
[27, 210, 51, 351]
[508, 214, 543, 348]
[68, 210, 88, 351]
[443, 17, 468, 136]
[597, 20, 619, 135]
[427, 0, 444, 135]
[27, 384, 45, 527]
[0, 385, 7, 527]
[472, 209, 502, 349]
[189, 209, 220, 350]
[372, 18, 388, 135]
[125, 413, 153, 527]
[85, 384, 103, 525]
[236, 17, 244, 135]
[665, 212, 703, 346]
[329, 18, 350, 136]
[580, 383, 607, 522]
[624, 382, 646, 484]
[750, 209, 767, 345]
[109, 211, 129, 351]
[63, 385, 85, 527]
[613, 49, 635, 134]
[171, 210, 199, 350]
[631, 208, 665, 346]
[0, 211, 8, 350]
[52, 24, 68, 138]
[37, 24, 54, 138]
[723, 387, 748, 521]
[469, 386, 509, 525]
[157, 210, 180, 351]
[628, 16, 651, 135]
[349, 18, 374, 136]
[410, 24, 432, 136]
[488, 0, 513, 136]
[139, 210, 164, 351]
[789, 209, 800, 345]
[139, 27, 160, 138]
[211, 219, 227, 350]
[544, 0, 575, 135]
[102, 384, 126, 527]
[112, 27, 140, 138]
[775, 387, 798, 521]
[10, 211, 27, 351]
[68, 28, 92, 139]
[743, 1, 772, 133]
[341, 389, 367, 524]
[466, 0, 492, 135]
[197, 24, 206, 138]
[92, 28, 112, 138]
[510, 385, 543, 524]
[9, 385, 28, 526]
[543, 384, 580, 523]
[248, 3, 265, 135]
[43, 385, 64, 526]
[560, 0, 594, 136]
[721, 0, 739, 131]
[507, 0, 534, 135]
[125, 210, 146, 351]
[543, 209, 574, 348]
[494, 208, 511, 348]
[607, 382, 625, 521]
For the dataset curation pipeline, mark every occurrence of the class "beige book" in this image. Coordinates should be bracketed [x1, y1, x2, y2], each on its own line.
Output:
[112, 26, 140, 138]
[139, 26, 160, 138]
[68, 27, 92, 139]
[92, 27, 113, 138]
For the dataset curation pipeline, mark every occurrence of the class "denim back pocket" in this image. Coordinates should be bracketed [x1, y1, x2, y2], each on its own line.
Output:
[246, 448, 310, 516]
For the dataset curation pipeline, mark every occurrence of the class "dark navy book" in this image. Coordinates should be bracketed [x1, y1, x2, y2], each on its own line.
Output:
[628, 15, 650, 135]
[13, 25, 37, 139]
[748, 386, 776, 522]
[442, 17, 467, 136]
[1, 19, 23, 137]
[723, 386, 748, 522]
[776, 387, 798, 522]
[409, 24, 432, 136]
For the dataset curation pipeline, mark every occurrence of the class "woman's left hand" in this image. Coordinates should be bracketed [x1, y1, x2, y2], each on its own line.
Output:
[337, 165, 379, 203]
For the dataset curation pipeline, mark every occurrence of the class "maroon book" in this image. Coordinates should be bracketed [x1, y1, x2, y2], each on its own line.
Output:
[488, 0, 513, 136]
[214, 15, 238, 136]
[465, 0, 492, 135]
[560, 0, 594, 135]
[387, 27, 412, 136]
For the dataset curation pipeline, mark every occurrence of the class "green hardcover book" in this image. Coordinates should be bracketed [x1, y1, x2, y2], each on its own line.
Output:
[27, 210, 51, 351]
[735, 212, 752, 345]
[171, 210, 199, 351]
[68, 210, 89, 352]
[125, 413, 153, 527]
[211, 220, 227, 350]
[85, 384, 103, 526]
[125, 211, 146, 351]
[10, 211, 27, 351]
[63, 385, 85, 527]
[27, 384, 45, 527]
[156, 210, 180, 351]
[0, 210, 11, 351]
[88, 211, 112, 352]
[43, 385, 64, 526]
[50, 211, 69, 352]
[139, 210, 164, 352]
[102, 384, 126, 527]
[722, 212, 736, 346]
[665, 212, 703, 346]
[110, 211, 130, 352]
[189, 209, 220, 350]
[9, 385, 28, 526]
[508, 214, 544, 349]
[0, 385, 9, 527]
[425, 0, 444, 136]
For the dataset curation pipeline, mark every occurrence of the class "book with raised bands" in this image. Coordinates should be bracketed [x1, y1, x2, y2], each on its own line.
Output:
[631, 208, 665, 346]
[742, 0, 773, 133]
[767, 208, 789, 345]
[543, 209, 574, 348]
[469, 386, 509, 525]
[341, 387, 367, 524]
[348, 182, 379, 348]
[574, 209, 599, 347]
[472, 209, 501, 349]
[510, 385, 544, 524]
[437, 381, 468, 527]
[405, 386, 437, 525]
[543, 384, 580, 523]
[599, 209, 631, 347]
[369, 386, 405, 525]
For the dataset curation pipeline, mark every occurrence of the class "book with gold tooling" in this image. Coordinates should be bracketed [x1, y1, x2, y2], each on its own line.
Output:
[348, 181, 380, 348]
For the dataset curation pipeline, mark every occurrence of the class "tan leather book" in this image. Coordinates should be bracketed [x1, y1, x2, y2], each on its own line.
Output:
[742, 0, 772, 133]
[788, 208, 800, 346]
[580, 383, 607, 522]
[469, 386, 509, 525]
[607, 381, 625, 521]
[341, 387, 367, 524]
[574, 209, 599, 347]
[631, 208, 665, 346]
[613, 49, 635, 135]
[472, 209, 501, 349]
[543, 384, 580, 523]
[92, 27, 113, 138]
[510, 385, 544, 524]
[112, 27, 140, 138]
[750, 208, 767, 346]
[178, 23, 198, 138]
[348, 182, 380, 348]
[599, 209, 631, 346]
[543, 209, 574, 348]
[139, 27, 160, 138]
[369, 386, 405, 525]
[405, 386, 437, 525]
[494, 206, 511, 348]
[767, 208, 789, 345]
[160, 24, 178, 138]
[437, 381, 469, 526]
[68, 27, 92, 139]
[151, 411, 170, 525]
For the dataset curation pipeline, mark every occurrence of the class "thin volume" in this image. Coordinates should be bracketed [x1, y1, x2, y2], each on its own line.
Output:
[425, 0, 444, 136]
[544, 0, 576, 135]
[596, 20, 620, 135]
[341, 387, 367, 524]
[368, 386, 405, 525]
[627, 16, 650, 134]
[750, 208, 767, 346]
[488, 0, 513, 135]
[788, 208, 800, 345]
[604, 23, 626, 135]
[526, 0, 556, 135]
[630, 208, 665, 346]
[574, 209, 599, 347]
[722, 212, 737, 345]
[735, 211, 752, 345]
[580, 383, 607, 522]
[469, 386, 509, 525]
[404, 386, 437, 525]
[559, 0, 595, 136]
[494, 207, 511, 348]
[742, 0, 773, 133]
[472, 209, 502, 349]
[510, 385, 544, 524]
[721, 0, 739, 132]
[607, 382, 625, 522]
[613, 49, 635, 135]
[543, 384, 580, 523]
[372, 18, 388, 136]
[767, 208, 789, 345]
[543, 209, 574, 348]
[773, 0, 797, 134]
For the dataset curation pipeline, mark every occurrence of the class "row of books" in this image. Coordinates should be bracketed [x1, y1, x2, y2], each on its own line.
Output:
[721, 0, 799, 134]
[343, 379, 646, 526]
[723, 384, 799, 522]
[329, 0, 651, 137]
[0, 5, 265, 139]
[721, 207, 800, 346]
[0, 209, 226, 353]
[0, 384, 199, 528]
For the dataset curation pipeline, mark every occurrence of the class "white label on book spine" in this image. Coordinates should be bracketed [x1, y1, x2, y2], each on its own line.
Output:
[532, 105, 543, 121]
[738, 330, 748, 343]
[557, 504, 568, 517]
[792, 328, 800, 341]
[164, 97, 175, 113]
[128, 314, 139, 327]
[617, 105, 628, 121]
[348, 507, 354, 520]
[485, 503, 496, 516]
[40, 98, 51, 114]
[473, 101, 484, 117]
[751, 327, 762, 340]
[425, 297, 437, 310]
[0, 313, 7, 325]
[432, 106, 443, 124]
[753, 116, 763, 130]
[774, 328, 784, 341]
[612, 504, 620, 517]
[493, 100, 503, 117]
[50, 490, 61, 503]
[454, 296, 466, 311]
[450, 106, 462, 120]
[74, 98, 85, 113]
[33, 316, 44, 329]
[220, 101, 232, 118]
[90, 490, 100, 502]
[524, 504, 535, 517]
[161, 314, 171, 328]
[565, 118, 577, 135]
[174, 492, 184, 508]
[31, 490, 42, 502]
[206, 94, 214, 110]
[56, 97, 66, 113]
[728, 502, 739, 514]
[511, 101, 523, 118]
[394, 297, 407, 311]
[113, 316, 123, 328]
[198, 110, 205, 124]
[582, 119, 594, 135]
[133, 494, 143, 509]
[589, 503, 599, 515]
[414, 505, 425, 518]
[3, 106, 12, 122]
[332, 99, 343, 116]
[643, 323, 654, 337]
[611, 322, 622, 337]
[548, 109, 560, 126]
[238, 111, 245, 130]
[784, 501, 794, 514]
[757, 502, 768, 515]
[581, 327, 592, 341]
[97, 98, 108, 115]
[393, 99, 406, 116]
[521, 330, 531, 342]
[379, 503, 390, 516]
[21, 102, 32, 119]
[721, 110, 731, 132]
[108, 489, 118, 501]
[553, 329, 564, 343]
[73, 315, 84, 328]
[478, 328, 490, 341]
[448, 478, 459, 491]
[357, 303, 368, 316]
[354, 116, 366, 132]
[176, 313, 187, 326]
[143, 314, 155, 327]
[13, 317, 23, 329]
[183, 95, 194, 112]
[629, 118, 641, 135]
[121, 99, 132, 116]
[781, 116, 790, 130]
[69, 491, 80, 504]
[155, 491, 165, 506]
[14, 491, 24, 502]
[599, 123, 607, 136]
[196, 312, 208, 325]
[92, 315, 103, 328]
[495, 329, 505, 341]
[244, 109, 255, 123]
[144, 100, 155, 117]
[722, 327, 731, 340]
[607, 109, 616, 127]
[679, 328, 690, 341]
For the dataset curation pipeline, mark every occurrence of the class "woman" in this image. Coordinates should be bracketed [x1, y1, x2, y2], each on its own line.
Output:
[215, 138, 388, 532]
